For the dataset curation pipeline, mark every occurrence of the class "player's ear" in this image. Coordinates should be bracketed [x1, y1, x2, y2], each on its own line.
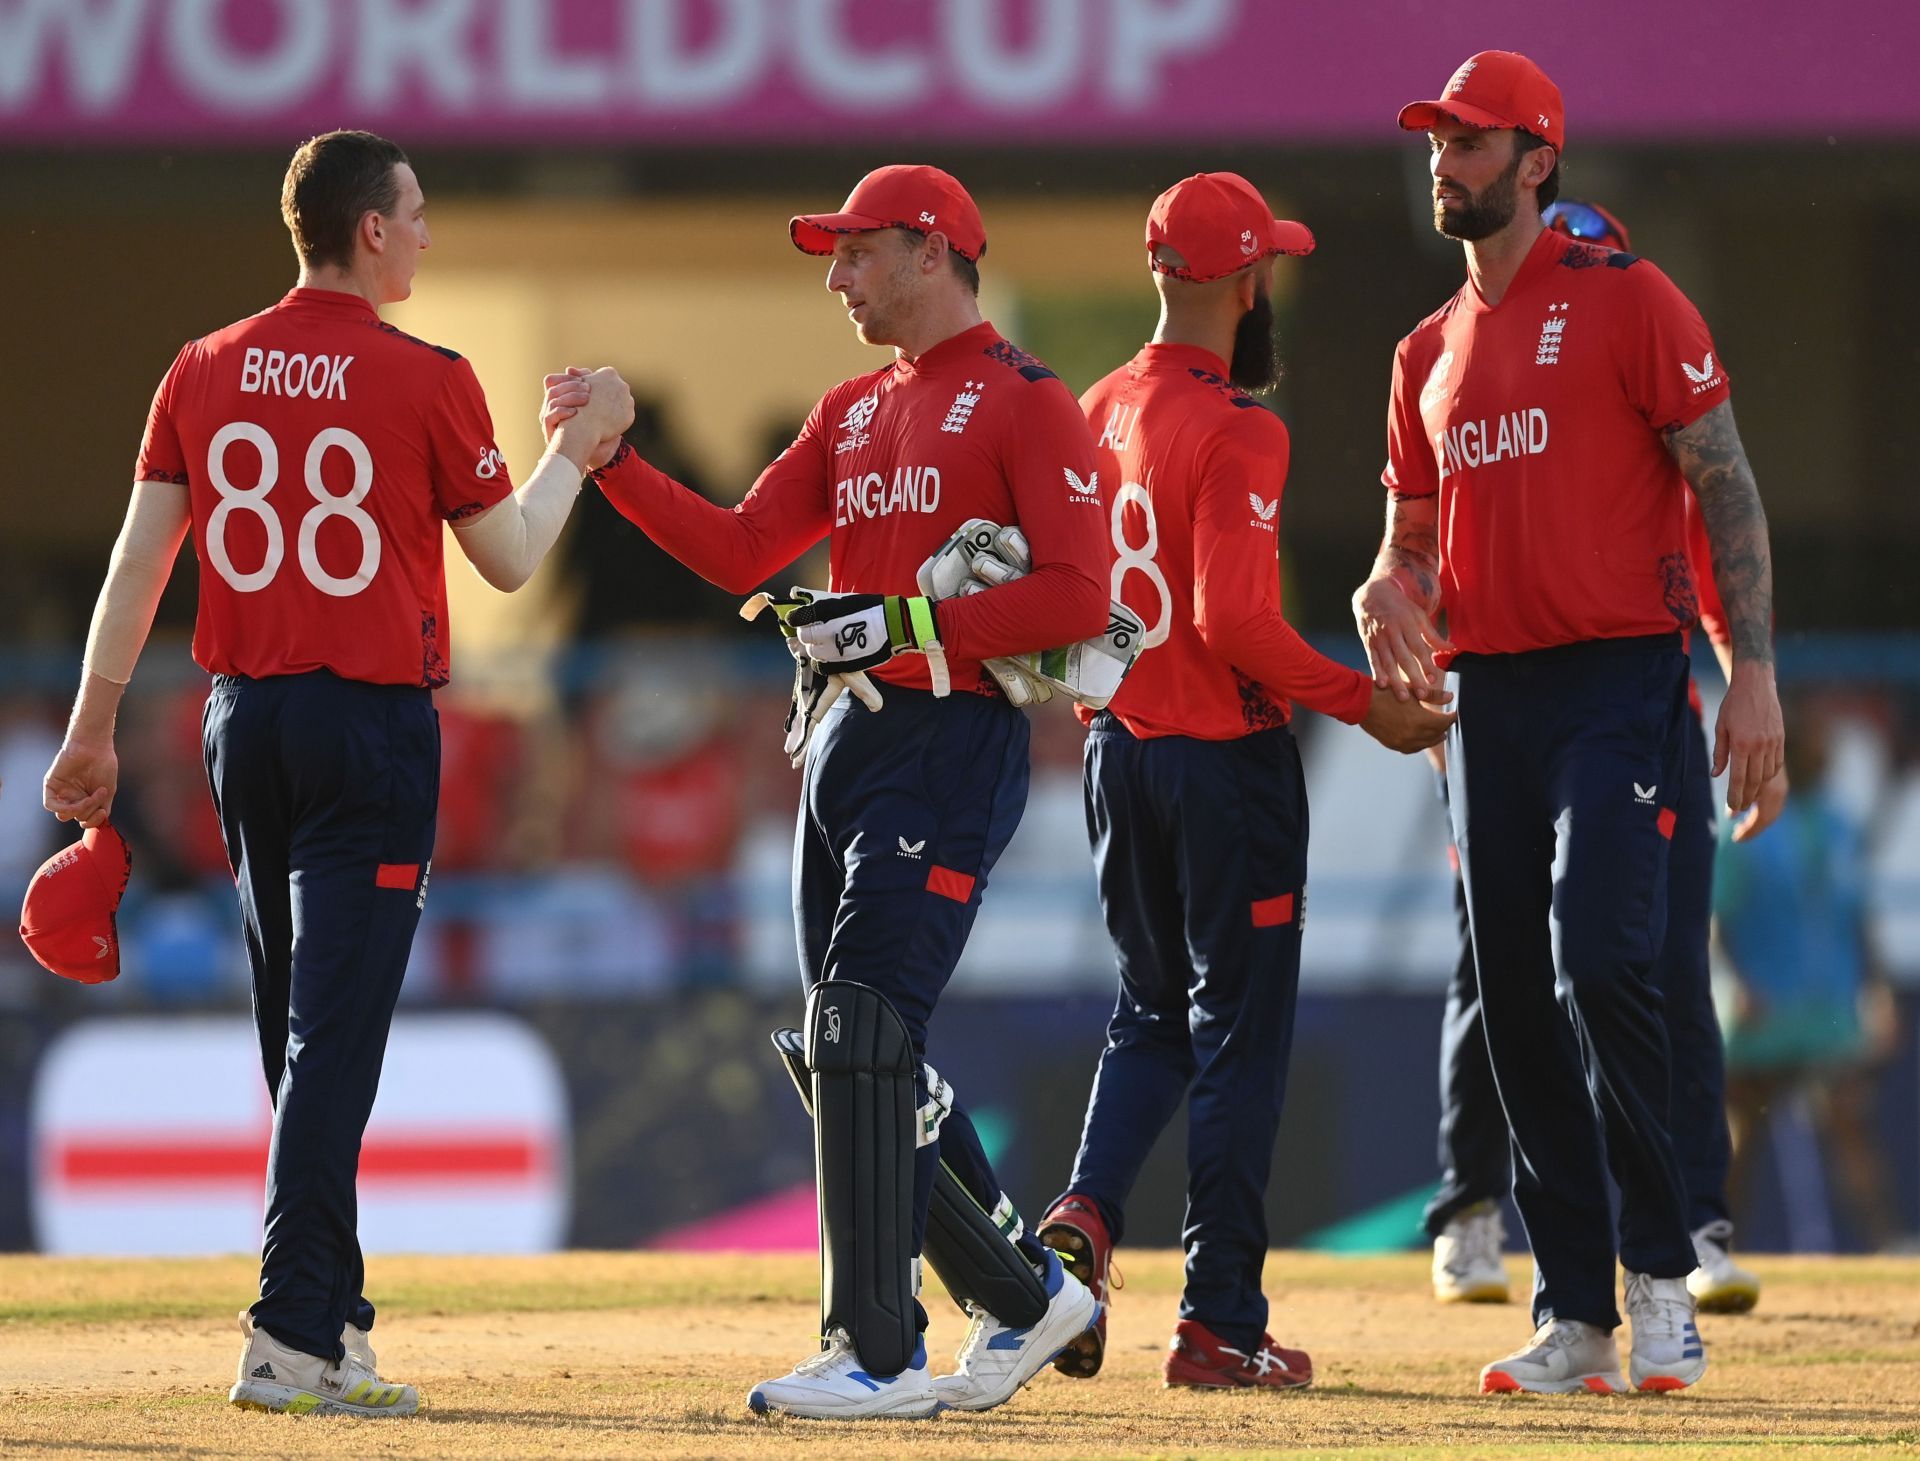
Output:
[1524, 144, 1557, 191]
[360, 209, 386, 257]
[923, 231, 950, 277]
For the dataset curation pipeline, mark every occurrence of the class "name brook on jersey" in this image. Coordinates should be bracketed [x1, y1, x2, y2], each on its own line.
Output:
[239, 347, 353, 401]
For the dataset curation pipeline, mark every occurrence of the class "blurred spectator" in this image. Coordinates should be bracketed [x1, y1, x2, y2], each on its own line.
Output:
[565, 649, 742, 878]
[560, 392, 741, 635]
[435, 699, 529, 872]
[1714, 694, 1908, 1249]
[562, 647, 754, 982]
[0, 697, 62, 887]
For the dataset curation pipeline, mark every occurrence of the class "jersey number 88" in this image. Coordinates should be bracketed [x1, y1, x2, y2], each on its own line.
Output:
[205, 420, 381, 598]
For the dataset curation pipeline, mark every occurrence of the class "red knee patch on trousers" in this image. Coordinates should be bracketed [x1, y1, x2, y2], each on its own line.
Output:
[926, 865, 975, 903]
[1251, 892, 1296, 928]
[1656, 808, 1677, 840]
[375, 863, 420, 889]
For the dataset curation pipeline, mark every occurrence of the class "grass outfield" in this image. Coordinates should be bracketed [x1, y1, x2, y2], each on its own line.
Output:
[2, 1252, 1917, 1458]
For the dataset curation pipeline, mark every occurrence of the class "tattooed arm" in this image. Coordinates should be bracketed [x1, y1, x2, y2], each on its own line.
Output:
[1665, 398, 1785, 812]
[1352, 492, 1454, 702]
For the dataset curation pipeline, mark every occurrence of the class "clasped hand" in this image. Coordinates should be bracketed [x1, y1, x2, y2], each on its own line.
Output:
[540, 365, 634, 470]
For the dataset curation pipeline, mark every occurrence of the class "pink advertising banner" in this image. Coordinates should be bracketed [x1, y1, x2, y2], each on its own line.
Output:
[1, 0, 1914, 149]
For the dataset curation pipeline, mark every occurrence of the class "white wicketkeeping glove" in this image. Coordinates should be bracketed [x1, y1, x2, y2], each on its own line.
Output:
[915, 520, 1146, 710]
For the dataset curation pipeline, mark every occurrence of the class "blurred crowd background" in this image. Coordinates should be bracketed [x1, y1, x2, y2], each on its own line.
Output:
[2, 0, 1916, 1258]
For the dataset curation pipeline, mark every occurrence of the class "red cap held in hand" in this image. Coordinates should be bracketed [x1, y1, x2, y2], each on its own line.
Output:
[20, 822, 132, 984]
[1398, 51, 1565, 152]
[791, 164, 987, 262]
[1146, 172, 1315, 284]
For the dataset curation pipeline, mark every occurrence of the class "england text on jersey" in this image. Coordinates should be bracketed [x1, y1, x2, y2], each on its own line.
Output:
[590, 320, 1107, 699]
[1383, 230, 1728, 655]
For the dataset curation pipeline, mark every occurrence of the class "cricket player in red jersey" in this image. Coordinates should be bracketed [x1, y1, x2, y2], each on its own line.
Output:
[1354, 54, 1785, 1394]
[1424, 195, 1785, 1320]
[41, 130, 632, 1417]
[1031, 173, 1451, 1390]
[544, 164, 1104, 1420]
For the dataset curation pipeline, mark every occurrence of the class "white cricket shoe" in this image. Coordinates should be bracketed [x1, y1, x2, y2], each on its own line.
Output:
[933, 1249, 1100, 1412]
[746, 1328, 939, 1420]
[1624, 1270, 1708, 1392]
[228, 1311, 418, 1416]
[1435, 1201, 1511, 1303]
[1687, 1221, 1761, 1314]
[1479, 1319, 1626, 1394]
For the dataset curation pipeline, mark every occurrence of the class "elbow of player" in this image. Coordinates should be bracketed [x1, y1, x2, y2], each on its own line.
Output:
[1068, 572, 1108, 640]
[465, 554, 533, 594]
[482, 566, 532, 594]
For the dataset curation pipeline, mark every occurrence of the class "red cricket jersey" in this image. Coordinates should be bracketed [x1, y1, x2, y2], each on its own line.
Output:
[1383, 228, 1730, 655]
[135, 288, 511, 687]
[591, 320, 1107, 695]
[1079, 344, 1372, 740]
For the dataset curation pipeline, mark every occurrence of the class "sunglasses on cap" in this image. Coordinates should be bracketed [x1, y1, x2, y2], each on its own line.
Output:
[1542, 200, 1629, 252]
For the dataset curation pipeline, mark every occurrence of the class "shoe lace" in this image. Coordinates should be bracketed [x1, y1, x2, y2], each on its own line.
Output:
[1470, 1206, 1505, 1266]
[951, 1304, 995, 1371]
[1445, 1205, 1502, 1273]
[1624, 1272, 1692, 1341]
[1220, 1343, 1283, 1377]
[794, 1329, 857, 1377]
[1528, 1320, 1583, 1351]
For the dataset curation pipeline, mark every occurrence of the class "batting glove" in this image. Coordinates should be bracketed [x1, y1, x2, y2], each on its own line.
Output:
[786, 592, 948, 691]
[741, 590, 884, 765]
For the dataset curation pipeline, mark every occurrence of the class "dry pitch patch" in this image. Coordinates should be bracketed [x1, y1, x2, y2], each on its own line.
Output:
[2, 1252, 1917, 1458]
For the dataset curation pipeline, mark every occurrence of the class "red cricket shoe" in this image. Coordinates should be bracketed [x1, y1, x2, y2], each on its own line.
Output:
[1038, 1195, 1120, 1378]
[1164, 1319, 1313, 1390]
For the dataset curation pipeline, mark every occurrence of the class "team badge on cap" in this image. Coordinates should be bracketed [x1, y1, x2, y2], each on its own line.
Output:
[791, 165, 987, 262]
[1146, 172, 1314, 284]
[20, 822, 132, 984]
[1398, 50, 1565, 152]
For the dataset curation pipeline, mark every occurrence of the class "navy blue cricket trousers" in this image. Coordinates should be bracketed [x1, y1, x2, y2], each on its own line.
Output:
[1058, 714, 1308, 1353]
[1446, 634, 1696, 1330]
[793, 684, 1046, 1326]
[203, 670, 438, 1363]
[1426, 704, 1732, 1237]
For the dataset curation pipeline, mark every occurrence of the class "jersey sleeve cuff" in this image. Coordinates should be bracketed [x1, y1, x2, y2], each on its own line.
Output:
[586, 438, 636, 485]
[1661, 379, 1731, 434]
[1329, 668, 1374, 725]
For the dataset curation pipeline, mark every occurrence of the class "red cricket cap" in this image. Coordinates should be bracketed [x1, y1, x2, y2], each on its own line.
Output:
[1146, 172, 1314, 284]
[791, 164, 987, 262]
[19, 822, 132, 985]
[1398, 51, 1565, 152]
